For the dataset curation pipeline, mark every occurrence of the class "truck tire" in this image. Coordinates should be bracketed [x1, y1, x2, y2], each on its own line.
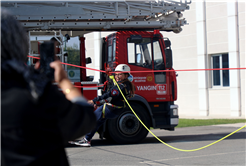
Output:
[107, 102, 150, 144]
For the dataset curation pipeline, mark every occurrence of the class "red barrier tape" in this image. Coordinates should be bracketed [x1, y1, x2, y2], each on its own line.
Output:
[28, 55, 246, 74]
[60, 62, 106, 73]
[27, 55, 105, 73]
[118, 67, 246, 73]
[74, 84, 105, 89]
[28, 55, 107, 88]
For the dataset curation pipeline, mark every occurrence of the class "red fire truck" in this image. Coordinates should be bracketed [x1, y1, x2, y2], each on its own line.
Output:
[95, 30, 178, 143]
[2, 0, 190, 143]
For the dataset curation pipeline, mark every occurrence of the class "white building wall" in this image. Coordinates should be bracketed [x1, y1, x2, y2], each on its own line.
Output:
[206, 2, 231, 117]
[238, 2, 245, 118]
[85, 32, 114, 83]
[227, 2, 241, 117]
[196, 1, 209, 117]
[85, 32, 96, 80]
[84, 1, 245, 119]
[162, 2, 200, 117]
[162, 1, 245, 119]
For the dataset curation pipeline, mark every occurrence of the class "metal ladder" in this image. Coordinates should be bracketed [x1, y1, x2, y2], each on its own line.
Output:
[1, 0, 191, 33]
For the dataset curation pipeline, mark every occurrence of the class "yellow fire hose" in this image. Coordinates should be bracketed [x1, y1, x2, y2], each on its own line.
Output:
[110, 75, 246, 152]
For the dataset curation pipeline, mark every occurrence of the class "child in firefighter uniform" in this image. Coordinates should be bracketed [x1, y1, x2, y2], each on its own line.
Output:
[70, 64, 135, 147]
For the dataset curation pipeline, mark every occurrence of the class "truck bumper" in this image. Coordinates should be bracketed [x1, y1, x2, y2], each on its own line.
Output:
[170, 117, 179, 125]
[170, 104, 179, 126]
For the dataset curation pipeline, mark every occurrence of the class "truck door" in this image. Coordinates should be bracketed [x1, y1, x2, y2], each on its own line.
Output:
[127, 36, 156, 102]
[126, 35, 169, 102]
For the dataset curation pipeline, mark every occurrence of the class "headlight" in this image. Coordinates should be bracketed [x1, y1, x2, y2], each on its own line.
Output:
[170, 105, 178, 116]
[173, 108, 178, 115]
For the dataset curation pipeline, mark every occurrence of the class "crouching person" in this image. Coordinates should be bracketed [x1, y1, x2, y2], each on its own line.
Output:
[70, 64, 135, 147]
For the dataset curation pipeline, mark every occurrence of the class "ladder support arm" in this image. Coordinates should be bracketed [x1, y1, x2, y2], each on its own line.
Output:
[2, 0, 191, 33]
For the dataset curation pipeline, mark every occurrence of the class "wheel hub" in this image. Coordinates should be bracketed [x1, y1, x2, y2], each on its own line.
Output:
[118, 113, 140, 135]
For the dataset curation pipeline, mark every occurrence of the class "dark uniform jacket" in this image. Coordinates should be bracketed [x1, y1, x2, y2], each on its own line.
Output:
[1, 60, 97, 166]
[92, 80, 132, 115]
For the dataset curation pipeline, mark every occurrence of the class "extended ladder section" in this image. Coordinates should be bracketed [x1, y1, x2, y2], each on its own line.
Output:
[2, 0, 191, 33]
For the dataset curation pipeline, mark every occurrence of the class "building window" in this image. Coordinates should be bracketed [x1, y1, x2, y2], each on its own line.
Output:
[211, 53, 229, 87]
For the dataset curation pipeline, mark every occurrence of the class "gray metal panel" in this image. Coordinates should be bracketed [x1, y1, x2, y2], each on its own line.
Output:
[19, 20, 185, 31]
[1, 0, 125, 3]
[1, 0, 191, 33]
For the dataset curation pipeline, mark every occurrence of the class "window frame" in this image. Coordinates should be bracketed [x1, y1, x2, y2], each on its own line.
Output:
[112, 38, 116, 62]
[127, 37, 153, 69]
[211, 53, 230, 88]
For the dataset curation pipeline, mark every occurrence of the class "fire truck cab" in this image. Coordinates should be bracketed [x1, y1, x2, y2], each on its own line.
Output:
[99, 30, 178, 143]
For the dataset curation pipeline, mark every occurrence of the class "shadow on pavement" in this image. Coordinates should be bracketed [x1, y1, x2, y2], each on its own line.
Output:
[142, 131, 246, 144]
[66, 129, 246, 148]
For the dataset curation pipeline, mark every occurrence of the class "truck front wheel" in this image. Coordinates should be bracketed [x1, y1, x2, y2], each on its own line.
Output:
[107, 103, 150, 144]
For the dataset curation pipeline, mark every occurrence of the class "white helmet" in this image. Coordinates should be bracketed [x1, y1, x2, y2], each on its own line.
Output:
[115, 64, 130, 74]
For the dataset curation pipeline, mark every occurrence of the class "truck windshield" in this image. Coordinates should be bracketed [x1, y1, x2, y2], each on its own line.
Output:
[153, 38, 165, 70]
[127, 38, 152, 69]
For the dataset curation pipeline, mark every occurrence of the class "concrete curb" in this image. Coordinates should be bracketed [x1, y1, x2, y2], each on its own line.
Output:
[211, 123, 246, 128]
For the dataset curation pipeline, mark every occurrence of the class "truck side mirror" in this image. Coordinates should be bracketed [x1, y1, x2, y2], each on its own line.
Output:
[165, 49, 173, 69]
[86, 57, 92, 64]
[164, 40, 171, 48]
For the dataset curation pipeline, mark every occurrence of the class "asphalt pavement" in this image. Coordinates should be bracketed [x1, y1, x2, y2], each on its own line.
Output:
[66, 123, 246, 166]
